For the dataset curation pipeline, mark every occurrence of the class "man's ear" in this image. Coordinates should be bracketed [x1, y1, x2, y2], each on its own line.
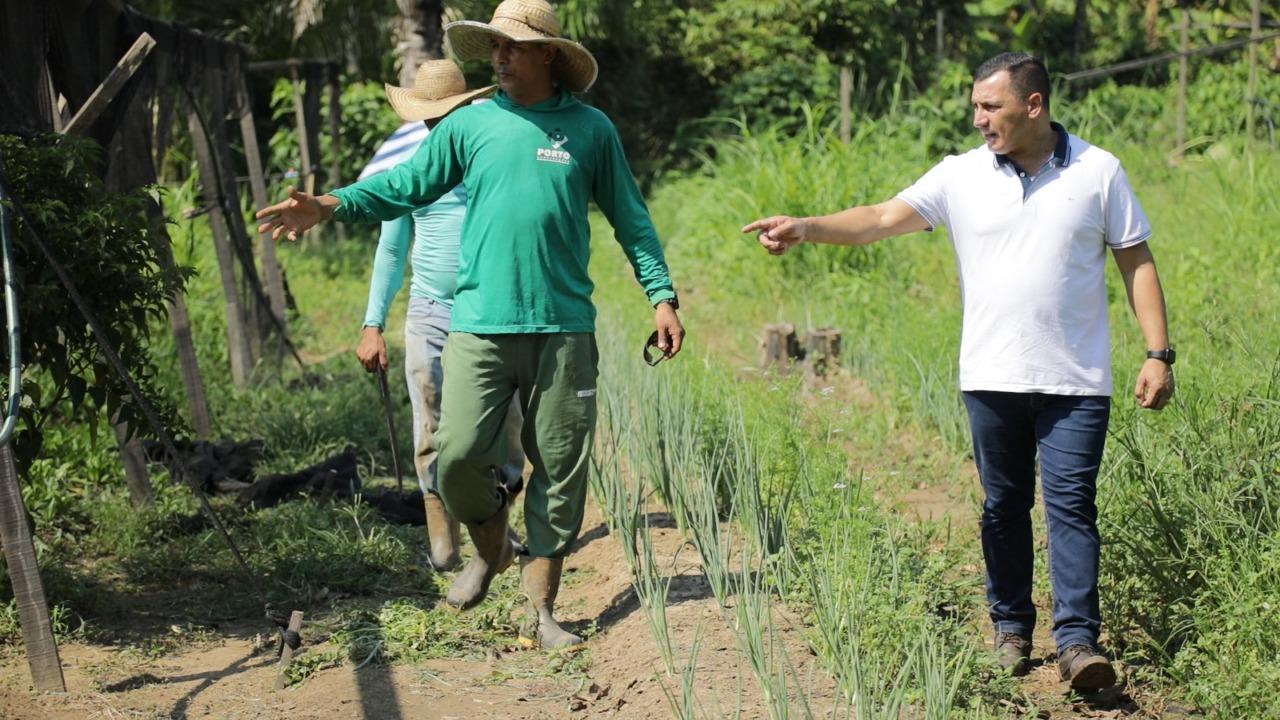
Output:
[1027, 91, 1045, 118]
[544, 44, 558, 65]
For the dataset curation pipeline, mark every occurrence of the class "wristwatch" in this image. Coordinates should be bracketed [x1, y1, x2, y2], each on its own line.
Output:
[1147, 348, 1176, 365]
[655, 296, 680, 311]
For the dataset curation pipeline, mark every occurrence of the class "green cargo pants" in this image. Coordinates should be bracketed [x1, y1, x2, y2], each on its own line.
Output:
[436, 332, 598, 558]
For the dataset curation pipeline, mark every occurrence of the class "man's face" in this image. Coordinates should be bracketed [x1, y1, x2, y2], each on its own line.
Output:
[971, 70, 1038, 156]
[491, 37, 554, 96]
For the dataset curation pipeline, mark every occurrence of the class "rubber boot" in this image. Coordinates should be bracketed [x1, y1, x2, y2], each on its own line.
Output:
[423, 493, 461, 572]
[519, 557, 584, 650]
[444, 503, 515, 610]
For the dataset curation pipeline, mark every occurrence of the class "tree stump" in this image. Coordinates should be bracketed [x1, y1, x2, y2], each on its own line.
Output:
[804, 327, 842, 378]
[759, 323, 801, 371]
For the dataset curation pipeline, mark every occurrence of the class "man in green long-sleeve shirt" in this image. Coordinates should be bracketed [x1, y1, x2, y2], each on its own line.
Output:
[258, 0, 684, 651]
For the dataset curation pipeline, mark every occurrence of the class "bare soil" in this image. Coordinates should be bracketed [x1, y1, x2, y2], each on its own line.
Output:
[0, 498, 835, 720]
[0, 340, 1181, 719]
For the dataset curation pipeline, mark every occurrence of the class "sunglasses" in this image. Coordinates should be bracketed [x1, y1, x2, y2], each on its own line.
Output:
[643, 331, 666, 367]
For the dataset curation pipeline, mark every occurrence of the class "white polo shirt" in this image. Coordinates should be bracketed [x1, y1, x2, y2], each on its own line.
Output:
[896, 125, 1152, 396]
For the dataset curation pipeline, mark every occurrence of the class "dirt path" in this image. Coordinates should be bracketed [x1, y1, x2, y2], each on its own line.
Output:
[0, 498, 833, 720]
[0, 328, 1166, 720]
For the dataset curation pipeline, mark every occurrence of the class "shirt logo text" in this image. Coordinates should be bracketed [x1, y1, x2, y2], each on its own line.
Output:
[537, 129, 572, 164]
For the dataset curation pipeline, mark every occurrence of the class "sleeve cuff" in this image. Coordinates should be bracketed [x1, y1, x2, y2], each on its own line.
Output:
[331, 190, 352, 223]
[648, 288, 676, 306]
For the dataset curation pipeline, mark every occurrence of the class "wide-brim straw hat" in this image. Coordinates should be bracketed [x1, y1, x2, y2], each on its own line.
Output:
[385, 59, 496, 122]
[445, 0, 599, 93]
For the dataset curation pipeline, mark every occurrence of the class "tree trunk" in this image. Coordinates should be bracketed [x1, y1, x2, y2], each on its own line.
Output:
[398, 0, 445, 87]
[1073, 0, 1088, 67]
[804, 328, 842, 379]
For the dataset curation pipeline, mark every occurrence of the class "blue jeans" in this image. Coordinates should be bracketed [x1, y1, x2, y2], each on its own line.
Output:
[962, 391, 1111, 651]
[404, 297, 525, 496]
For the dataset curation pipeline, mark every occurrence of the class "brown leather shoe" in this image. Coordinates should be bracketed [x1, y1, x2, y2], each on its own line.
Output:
[1057, 644, 1117, 690]
[995, 632, 1032, 676]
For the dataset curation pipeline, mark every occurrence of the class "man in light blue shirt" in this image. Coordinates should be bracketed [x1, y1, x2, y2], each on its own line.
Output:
[356, 60, 524, 572]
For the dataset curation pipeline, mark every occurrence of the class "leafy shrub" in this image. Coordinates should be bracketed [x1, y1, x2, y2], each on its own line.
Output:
[0, 133, 190, 471]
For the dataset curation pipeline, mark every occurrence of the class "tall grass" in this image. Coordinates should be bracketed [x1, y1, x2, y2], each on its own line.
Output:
[589, 402, 681, 675]
[647, 107, 972, 457]
[1095, 151, 1280, 718]
[638, 67, 1280, 718]
[584, 261, 991, 718]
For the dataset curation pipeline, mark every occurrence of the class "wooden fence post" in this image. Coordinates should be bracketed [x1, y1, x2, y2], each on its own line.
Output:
[275, 610, 305, 690]
[236, 71, 290, 366]
[1246, 0, 1261, 141]
[326, 62, 346, 243]
[207, 94, 269, 367]
[0, 443, 65, 692]
[936, 9, 945, 65]
[113, 419, 153, 507]
[839, 66, 852, 145]
[1176, 7, 1190, 155]
[188, 109, 254, 390]
[289, 66, 315, 197]
[148, 199, 213, 437]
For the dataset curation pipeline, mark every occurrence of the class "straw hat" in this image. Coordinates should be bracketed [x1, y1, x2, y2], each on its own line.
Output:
[384, 60, 496, 122]
[445, 0, 599, 93]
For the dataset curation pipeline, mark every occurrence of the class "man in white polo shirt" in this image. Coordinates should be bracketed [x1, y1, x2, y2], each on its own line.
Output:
[742, 52, 1174, 691]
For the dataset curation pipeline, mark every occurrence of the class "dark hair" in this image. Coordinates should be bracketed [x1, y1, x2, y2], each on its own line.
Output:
[974, 52, 1051, 111]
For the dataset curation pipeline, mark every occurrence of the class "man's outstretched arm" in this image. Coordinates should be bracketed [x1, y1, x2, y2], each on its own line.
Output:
[742, 199, 931, 255]
[256, 188, 339, 242]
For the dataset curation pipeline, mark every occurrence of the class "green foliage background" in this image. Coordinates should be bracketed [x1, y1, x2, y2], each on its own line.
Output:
[0, 135, 190, 472]
[640, 82, 1280, 720]
[2, 0, 1278, 716]
[133, 0, 1276, 179]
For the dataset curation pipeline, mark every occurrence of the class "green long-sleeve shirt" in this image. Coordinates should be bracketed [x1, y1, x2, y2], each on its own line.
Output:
[333, 89, 675, 334]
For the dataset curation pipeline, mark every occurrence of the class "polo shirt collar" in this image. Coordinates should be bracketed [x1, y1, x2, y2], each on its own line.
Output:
[993, 121, 1072, 170]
